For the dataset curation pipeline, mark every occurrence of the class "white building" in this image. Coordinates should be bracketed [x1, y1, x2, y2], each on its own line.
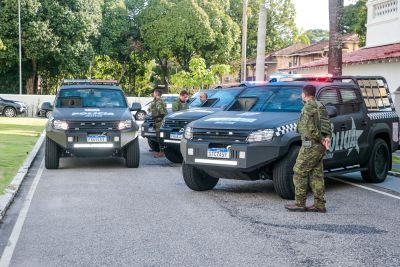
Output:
[286, 0, 400, 106]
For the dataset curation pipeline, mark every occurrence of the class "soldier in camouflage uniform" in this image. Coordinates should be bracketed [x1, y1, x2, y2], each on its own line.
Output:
[149, 89, 167, 158]
[172, 90, 189, 112]
[285, 85, 331, 213]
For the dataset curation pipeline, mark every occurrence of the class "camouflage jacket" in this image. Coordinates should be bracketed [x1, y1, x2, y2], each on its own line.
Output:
[297, 97, 323, 141]
[149, 98, 167, 122]
[172, 99, 189, 112]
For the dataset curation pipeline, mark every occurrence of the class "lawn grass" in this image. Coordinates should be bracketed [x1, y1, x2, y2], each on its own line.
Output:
[0, 117, 46, 195]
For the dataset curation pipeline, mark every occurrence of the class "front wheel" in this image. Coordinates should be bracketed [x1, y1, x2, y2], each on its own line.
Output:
[45, 110, 52, 118]
[273, 146, 300, 200]
[165, 147, 183, 163]
[4, 107, 16, 117]
[45, 137, 60, 169]
[182, 162, 219, 191]
[361, 138, 389, 183]
[125, 138, 140, 168]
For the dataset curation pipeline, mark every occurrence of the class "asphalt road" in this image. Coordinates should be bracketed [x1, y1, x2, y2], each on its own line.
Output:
[0, 137, 400, 266]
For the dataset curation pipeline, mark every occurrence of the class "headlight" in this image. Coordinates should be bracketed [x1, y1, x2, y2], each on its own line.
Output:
[118, 120, 133, 130]
[52, 120, 69, 130]
[184, 126, 193, 140]
[246, 129, 274, 142]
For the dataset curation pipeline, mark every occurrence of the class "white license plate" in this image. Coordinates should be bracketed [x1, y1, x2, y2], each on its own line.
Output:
[207, 148, 230, 159]
[87, 135, 107, 143]
[170, 132, 183, 140]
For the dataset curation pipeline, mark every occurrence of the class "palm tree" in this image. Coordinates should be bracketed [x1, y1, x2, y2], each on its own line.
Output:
[328, 0, 344, 76]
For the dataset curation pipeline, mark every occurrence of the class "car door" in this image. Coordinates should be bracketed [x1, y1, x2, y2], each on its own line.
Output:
[317, 87, 348, 169]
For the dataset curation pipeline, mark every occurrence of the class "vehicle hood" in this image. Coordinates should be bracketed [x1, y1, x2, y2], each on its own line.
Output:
[1, 98, 19, 105]
[189, 111, 300, 130]
[165, 108, 220, 121]
[52, 108, 133, 121]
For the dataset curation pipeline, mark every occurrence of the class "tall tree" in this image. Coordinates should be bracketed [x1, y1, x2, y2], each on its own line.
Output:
[328, 0, 344, 76]
[0, 0, 103, 94]
[342, 0, 367, 46]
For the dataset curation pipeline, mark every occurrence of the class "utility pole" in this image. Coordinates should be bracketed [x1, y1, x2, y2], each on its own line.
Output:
[256, 2, 267, 81]
[241, 0, 248, 82]
[18, 0, 22, 94]
[328, 0, 343, 76]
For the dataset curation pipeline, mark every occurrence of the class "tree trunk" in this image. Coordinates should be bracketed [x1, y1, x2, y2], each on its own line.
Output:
[328, 0, 343, 76]
[256, 2, 267, 81]
[26, 59, 37, 95]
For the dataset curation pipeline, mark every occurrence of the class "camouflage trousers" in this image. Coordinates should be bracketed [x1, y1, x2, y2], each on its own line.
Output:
[154, 121, 164, 152]
[293, 142, 326, 208]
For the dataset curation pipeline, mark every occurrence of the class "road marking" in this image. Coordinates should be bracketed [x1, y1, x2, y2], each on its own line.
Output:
[0, 160, 45, 267]
[329, 177, 400, 200]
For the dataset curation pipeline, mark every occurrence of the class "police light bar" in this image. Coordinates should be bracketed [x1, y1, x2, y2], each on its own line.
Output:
[61, 79, 118, 85]
[292, 74, 334, 82]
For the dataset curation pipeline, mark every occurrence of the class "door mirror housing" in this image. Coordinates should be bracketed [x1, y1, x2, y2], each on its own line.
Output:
[326, 105, 338, 118]
[130, 102, 142, 111]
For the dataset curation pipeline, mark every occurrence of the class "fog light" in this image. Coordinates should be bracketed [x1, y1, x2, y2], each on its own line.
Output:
[67, 137, 73, 142]
[114, 136, 120, 142]
[141, 127, 144, 131]
[188, 148, 194, 155]
[239, 151, 246, 159]
[160, 132, 164, 138]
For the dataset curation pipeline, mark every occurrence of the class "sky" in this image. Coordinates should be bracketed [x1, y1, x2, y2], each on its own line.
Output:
[293, 0, 357, 31]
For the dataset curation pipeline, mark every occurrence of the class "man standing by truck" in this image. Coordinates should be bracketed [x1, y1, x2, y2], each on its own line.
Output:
[150, 89, 167, 158]
[172, 90, 189, 112]
[285, 85, 331, 213]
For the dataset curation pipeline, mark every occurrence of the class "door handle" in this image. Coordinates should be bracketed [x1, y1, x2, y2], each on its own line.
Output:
[340, 124, 346, 130]
[361, 120, 368, 126]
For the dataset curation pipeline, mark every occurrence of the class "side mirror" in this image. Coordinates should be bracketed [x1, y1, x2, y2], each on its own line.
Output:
[326, 105, 338, 118]
[41, 102, 53, 110]
[130, 102, 142, 111]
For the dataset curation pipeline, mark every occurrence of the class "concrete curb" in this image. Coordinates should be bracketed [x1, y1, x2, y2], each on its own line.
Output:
[0, 131, 45, 221]
[388, 171, 400, 178]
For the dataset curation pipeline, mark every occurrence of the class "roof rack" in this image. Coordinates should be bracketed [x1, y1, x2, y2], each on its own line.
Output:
[61, 79, 118, 86]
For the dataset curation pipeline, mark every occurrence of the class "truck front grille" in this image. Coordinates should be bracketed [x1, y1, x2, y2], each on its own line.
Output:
[192, 128, 251, 143]
[164, 119, 190, 130]
[69, 121, 119, 131]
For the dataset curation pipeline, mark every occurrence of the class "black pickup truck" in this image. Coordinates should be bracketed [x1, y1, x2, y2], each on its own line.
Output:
[45, 79, 142, 169]
[181, 76, 399, 199]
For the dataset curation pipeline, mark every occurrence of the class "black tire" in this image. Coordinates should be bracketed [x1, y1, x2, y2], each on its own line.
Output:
[4, 107, 16, 117]
[126, 138, 140, 168]
[45, 137, 60, 169]
[361, 138, 389, 183]
[182, 162, 219, 191]
[135, 111, 146, 121]
[45, 110, 52, 118]
[165, 147, 183, 163]
[147, 139, 160, 152]
[273, 146, 300, 200]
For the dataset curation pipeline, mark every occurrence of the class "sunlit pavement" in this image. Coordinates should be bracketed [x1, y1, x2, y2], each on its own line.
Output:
[0, 137, 399, 266]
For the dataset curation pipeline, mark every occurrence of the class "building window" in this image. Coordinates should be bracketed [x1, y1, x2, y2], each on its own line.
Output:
[374, 0, 398, 18]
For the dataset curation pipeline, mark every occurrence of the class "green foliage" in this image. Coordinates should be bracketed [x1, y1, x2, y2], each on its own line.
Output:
[342, 0, 367, 46]
[0, 39, 5, 50]
[304, 29, 329, 43]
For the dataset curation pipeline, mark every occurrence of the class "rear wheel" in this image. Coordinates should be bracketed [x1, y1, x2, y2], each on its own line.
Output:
[273, 146, 300, 200]
[45, 137, 60, 169]
[182, 162, 219, 191]
[147, 139, 160, 152]
[361, 138, 389, 183]
[126, 138, 140, 168]
[165, 147, 183, 163]
[4, 107, 16, 117]
[45, 110, 52, 118]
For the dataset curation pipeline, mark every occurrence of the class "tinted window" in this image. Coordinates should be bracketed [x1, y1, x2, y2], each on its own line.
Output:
[189, 90, 218, 107]
[340, 88, 358, 103]
[255, 87, 303, 112]
[319, 89, 340, 105]
[56, 89, 127, 108]
[209, 88, 242, 109]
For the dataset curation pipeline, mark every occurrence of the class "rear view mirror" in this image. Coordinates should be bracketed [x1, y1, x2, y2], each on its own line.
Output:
[326, 105, 338, 118]
[130, 102, 142, 111]
[41, 102, 53, 110]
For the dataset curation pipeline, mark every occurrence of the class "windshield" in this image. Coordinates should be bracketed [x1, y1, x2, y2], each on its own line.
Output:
[162, 95, 179, 104]
[56, 89, 127, 108]
[239, 87, 303, 112]
[208, 88, 242, 109]
[189, 90, 218, 107]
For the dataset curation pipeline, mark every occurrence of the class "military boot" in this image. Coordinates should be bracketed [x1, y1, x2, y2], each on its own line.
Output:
[306, 205, 326, 213]
[284, 204, 306, 212]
